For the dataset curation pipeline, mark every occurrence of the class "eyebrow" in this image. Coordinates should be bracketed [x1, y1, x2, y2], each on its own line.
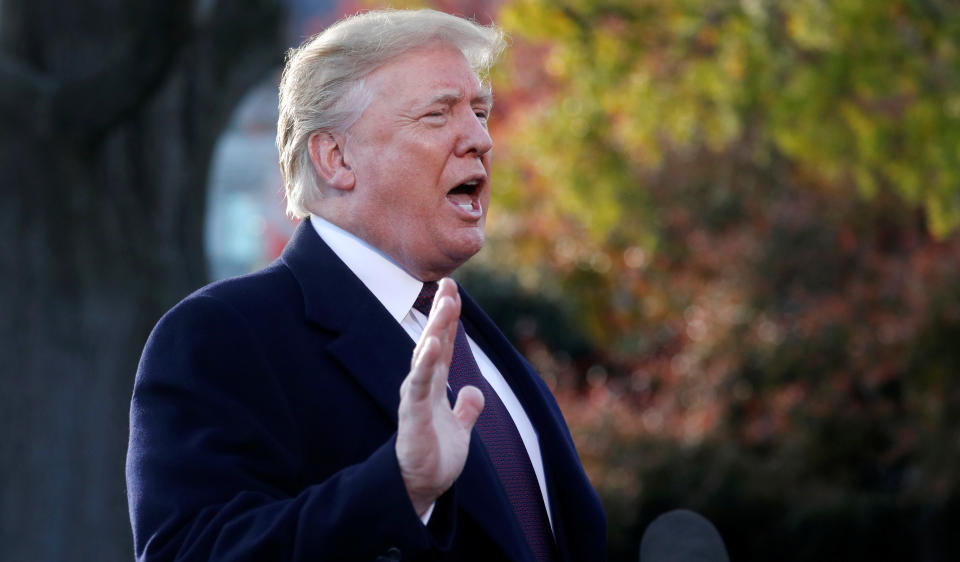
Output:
[421, 88, 494, 109]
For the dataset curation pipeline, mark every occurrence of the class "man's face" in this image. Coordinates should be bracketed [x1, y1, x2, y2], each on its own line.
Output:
[340, 45, 493, 281]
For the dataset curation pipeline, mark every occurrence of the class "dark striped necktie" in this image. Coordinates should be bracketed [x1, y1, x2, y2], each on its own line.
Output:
[414, 281, 557, 561]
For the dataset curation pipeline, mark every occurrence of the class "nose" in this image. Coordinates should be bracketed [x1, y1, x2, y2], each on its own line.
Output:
[455, 110, 493, 158]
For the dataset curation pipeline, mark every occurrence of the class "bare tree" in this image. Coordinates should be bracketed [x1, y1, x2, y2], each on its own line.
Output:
[0, 1, 284, 559]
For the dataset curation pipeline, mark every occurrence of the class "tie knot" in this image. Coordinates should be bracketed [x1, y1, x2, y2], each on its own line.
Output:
[413, 281, 440, 316]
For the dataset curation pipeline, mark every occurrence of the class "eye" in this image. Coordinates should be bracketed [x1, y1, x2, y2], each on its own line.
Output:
[420, 110, 448, 126]
[422, 108, 447, 119]
[474, 109, 489, 121]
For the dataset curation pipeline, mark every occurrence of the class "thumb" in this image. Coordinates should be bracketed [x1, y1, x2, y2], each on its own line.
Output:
[452, 385, 484, 430]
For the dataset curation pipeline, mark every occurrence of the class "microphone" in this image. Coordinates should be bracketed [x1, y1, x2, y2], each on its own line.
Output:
[638, 509, 730, 562]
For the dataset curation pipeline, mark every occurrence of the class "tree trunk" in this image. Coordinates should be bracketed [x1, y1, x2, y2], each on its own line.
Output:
[0, 2, 284, 559]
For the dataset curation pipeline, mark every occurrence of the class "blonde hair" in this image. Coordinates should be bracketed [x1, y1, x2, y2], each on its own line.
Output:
[276, 9, 506, 218]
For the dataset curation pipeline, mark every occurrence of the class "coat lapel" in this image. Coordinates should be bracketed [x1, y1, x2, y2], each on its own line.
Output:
[281, 219, 413, 423]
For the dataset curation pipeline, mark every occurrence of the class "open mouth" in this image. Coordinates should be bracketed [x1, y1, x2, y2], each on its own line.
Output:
[446, 178, 484, 217]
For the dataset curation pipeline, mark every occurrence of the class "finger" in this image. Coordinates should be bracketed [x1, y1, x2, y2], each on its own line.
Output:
[438, 277, 460, 305]
[412, 294, 453, 368]
[412, 316, 457, 404]
[432, 277, 459, 315]
[436, 297, 458, 359]
[409, 279, 462, 400]
[452, 385, 484, 430]
[404, 335, 440, 402]
[425, 298, 456, 398]
[422, 295, 458, 361]
[441, 279, 462, 344]
[433, 279, 461, 349]
[427, 281, 462, 395]
[425, 290, 457, 331]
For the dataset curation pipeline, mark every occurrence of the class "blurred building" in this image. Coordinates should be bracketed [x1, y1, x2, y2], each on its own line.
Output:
[204, 0, 339, 280]
[205, 78, 294, 280]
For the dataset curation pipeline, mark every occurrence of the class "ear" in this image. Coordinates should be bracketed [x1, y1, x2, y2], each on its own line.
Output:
[308, 131, 355, 192]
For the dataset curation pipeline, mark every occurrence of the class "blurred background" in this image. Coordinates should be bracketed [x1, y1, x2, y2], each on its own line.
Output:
[2, 0, 959, 560]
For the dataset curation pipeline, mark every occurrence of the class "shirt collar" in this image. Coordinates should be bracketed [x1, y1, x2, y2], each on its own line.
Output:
[310, 215, 423, 324]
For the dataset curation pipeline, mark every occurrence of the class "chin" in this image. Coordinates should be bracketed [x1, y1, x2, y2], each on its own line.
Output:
[439, 236, 485, 273]
[455, 229, 486, 257]
[417, 224, 484, 275]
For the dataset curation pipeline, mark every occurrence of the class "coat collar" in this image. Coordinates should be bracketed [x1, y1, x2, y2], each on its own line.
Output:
[281, 218, 378, 333]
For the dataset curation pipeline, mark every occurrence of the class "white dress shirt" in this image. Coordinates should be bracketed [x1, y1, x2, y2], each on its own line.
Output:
[310, 216, 553, 528]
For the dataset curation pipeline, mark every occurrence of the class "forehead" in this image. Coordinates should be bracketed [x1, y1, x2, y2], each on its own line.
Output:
[364, 45, 490, 107]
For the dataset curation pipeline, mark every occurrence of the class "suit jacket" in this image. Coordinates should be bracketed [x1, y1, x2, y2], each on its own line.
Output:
[126, 218, 607, 561]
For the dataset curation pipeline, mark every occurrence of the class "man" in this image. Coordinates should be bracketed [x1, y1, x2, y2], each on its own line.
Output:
[127, 9, 606, 561]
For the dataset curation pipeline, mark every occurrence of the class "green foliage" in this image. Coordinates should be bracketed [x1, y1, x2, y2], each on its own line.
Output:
[495, 0, 960, 240]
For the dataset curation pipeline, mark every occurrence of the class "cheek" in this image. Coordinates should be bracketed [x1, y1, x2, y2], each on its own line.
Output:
[391, 142, 447, 185]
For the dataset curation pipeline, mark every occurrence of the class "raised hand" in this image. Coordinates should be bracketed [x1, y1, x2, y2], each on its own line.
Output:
[395, 278, 485, 516]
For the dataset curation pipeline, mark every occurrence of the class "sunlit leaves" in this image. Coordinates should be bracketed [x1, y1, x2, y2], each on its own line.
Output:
[495, 0, 960, 243]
